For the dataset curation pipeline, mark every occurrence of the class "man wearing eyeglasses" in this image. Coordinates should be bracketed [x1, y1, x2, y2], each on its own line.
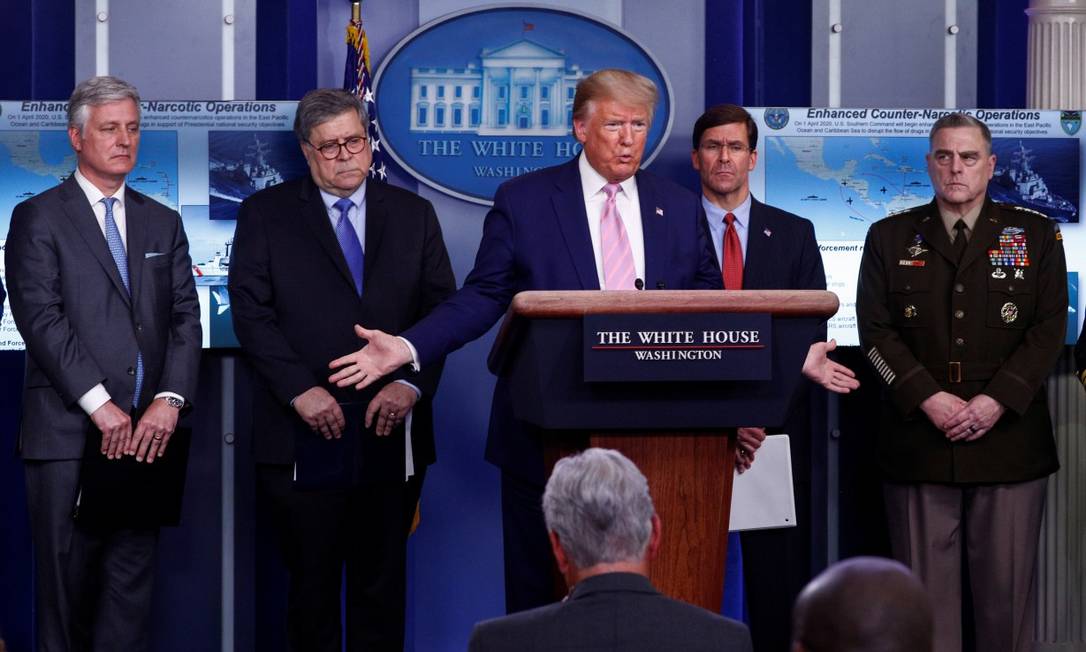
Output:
[228, 88, 456, 651]
[690, 103, 858, 651]
[857, 113, 1066, 652]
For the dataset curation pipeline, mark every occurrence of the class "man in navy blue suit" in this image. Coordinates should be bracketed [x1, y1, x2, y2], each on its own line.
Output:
[691, 104, 857, 651]
[329, 68, 722, 613]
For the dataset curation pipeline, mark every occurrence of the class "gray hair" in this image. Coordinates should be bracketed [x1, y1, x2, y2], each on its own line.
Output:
[67, 76, 142, 132]
[543, 448, 655, 568]
[572, 68, 658, 124]
[929, 112, 992, 152]
[293, 88, 368, 143]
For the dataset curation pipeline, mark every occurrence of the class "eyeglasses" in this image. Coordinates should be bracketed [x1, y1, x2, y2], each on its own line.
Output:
[699, 141, 752, 157]
[308, 135, 368, 160]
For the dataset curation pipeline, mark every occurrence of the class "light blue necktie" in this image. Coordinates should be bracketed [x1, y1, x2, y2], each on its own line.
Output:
[333, 197, 365, 296]
[102, 197, 144, 407]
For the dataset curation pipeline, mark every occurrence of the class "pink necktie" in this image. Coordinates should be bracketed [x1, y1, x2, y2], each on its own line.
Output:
[601, 183, 636, 290]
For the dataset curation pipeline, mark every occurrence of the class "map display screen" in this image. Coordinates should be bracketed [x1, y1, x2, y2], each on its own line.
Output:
[0, 103, 1082, 349]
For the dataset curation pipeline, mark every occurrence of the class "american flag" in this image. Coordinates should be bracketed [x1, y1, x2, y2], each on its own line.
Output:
[344, 2, 386, 181]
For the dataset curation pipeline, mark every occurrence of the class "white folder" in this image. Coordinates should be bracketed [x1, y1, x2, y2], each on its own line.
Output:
[728, 434, 798, 531]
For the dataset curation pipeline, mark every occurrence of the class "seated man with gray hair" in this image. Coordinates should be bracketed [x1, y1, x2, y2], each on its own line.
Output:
[468, 448, 752, 652]
[791, 557, 934, 652]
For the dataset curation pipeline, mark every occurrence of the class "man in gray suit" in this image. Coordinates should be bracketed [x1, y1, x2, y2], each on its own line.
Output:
[5, 76, 201, 651]
[468, 448, 752, 652]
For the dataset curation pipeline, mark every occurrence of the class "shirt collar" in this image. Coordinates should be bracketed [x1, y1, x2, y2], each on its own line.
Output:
[319, 179, 368, 214]
[579, 152, 636, 201]
[938, 200, 984, 238]
[701, 192, 752, 228]
[73, 166, 126, 210]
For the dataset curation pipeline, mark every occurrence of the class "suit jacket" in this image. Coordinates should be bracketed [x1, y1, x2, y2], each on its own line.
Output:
[856, 198, 1066, 483]
[738, 197, 826, 293]
[5, 175, 202, 460]
[401, 157, 722, 483]
[228, 177, 456, 474]
[468, 572, 753, 652]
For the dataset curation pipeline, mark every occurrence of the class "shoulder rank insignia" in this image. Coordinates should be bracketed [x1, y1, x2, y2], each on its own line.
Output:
[1055, 223, 1063, 241]
[999, 202, 1049, 220]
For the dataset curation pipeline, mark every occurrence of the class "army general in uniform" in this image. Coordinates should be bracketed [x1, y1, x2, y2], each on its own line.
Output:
[856, 113, 1067, 652]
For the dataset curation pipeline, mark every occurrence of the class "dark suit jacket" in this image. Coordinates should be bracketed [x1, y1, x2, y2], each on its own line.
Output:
[5, 175, 201, 460]
[739, 197, 826, 294]
[228, 177, 455, 474]
[857, 198, 1066, 483]
[401, 158, 722, 483]
[468, 572, 753, 652]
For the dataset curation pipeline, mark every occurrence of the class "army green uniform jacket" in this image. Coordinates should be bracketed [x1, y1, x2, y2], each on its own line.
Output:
[857, 197, 1067, 484]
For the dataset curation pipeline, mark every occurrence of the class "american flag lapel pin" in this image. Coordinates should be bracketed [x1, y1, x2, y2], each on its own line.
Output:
[655, 207, 664, 216]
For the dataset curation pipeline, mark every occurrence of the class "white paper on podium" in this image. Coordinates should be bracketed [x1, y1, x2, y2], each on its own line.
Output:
[728, 434, 797, 531]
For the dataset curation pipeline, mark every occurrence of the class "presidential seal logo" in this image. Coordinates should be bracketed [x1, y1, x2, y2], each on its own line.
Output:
[764, 108, 789, 130]
[373, 7, 674, 205]
[1061, 110, 1081, 136]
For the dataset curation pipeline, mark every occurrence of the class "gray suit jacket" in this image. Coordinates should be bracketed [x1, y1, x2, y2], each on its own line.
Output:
[5, 175, 201, 459]
[468, 573, 753, 652]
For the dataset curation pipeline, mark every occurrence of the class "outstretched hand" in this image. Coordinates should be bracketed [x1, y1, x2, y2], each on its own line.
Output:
[802, 339, 860, 394]
[328, 325, 413, 390]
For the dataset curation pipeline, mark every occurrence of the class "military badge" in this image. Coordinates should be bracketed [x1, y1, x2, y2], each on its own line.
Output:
[991, 268, 1006, 279]
[906, 234, 928, 258]
[764, 228, 772, 237]
[1001, 302, 1018, 323]
[904, 305, 918, 319]
[1061, 110, 1082, 136]
[988, 228, 1030, 267]
[899, 259, 926, 267]
[1014, 268, 1025, 280]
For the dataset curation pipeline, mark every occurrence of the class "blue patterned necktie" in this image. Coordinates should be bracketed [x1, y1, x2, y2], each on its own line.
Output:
[102, 197, 144, 407]
[333, 197, 365, 296]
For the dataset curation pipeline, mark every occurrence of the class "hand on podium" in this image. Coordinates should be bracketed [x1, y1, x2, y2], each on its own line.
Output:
[329, 324, 413, 390]
[802, 339, 859, 394]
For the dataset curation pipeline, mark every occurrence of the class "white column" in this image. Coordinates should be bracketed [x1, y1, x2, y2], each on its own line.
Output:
[1027, 0, 1086, 108]
[481, 71, 491, 127]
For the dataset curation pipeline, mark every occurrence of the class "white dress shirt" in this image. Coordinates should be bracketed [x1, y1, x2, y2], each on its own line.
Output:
[578, 153, 647, 288]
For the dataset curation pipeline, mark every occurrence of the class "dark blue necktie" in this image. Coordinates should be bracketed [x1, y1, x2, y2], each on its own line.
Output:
[102, 197, 144, 407]
[333, 197, 365, 296]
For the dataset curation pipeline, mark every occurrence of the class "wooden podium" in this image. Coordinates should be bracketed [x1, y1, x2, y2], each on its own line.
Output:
[488, 289, 839, 611]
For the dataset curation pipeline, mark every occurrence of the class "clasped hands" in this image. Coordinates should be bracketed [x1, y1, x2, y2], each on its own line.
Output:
[292, 325, 416, 440]
[919, 391, 1005, 441]
[91, 397, 179, 464]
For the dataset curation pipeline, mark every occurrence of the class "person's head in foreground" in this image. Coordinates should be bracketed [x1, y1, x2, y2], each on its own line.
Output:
[791, 556, 933, 652]
[543, 447, 662, 586]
